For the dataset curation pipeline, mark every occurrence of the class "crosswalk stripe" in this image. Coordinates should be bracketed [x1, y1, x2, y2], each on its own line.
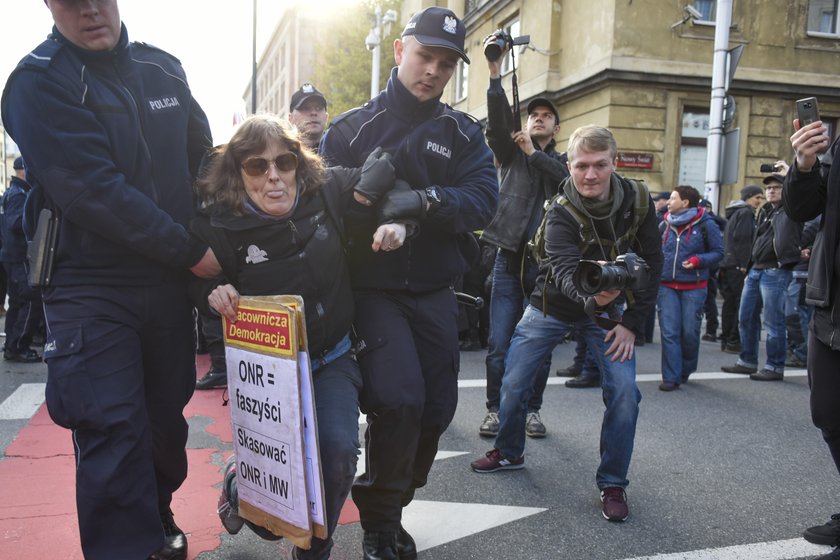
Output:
[620, 538, 828, 560]
[456, 369, 808, 388]
[402, 499, 547, 553]
[0, 383, 46, 420]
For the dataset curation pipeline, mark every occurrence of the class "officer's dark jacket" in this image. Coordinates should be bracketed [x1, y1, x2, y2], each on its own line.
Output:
[320, 67, 498, 292]
[750, 201, 802, 270]
[720, 201, 755, 269]
[190, 168, 361, 359]
[530, 174, 663, 334]
[0, 176, 31, 263]
[1, 24, 211, 286]
[785, 135, 840, 349]
[481, 78, 568, 255]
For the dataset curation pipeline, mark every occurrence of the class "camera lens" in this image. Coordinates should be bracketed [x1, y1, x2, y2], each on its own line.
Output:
[483, 38, 506, 62]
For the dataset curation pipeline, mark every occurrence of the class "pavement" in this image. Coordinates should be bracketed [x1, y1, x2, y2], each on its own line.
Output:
[0, 325, 838, 560]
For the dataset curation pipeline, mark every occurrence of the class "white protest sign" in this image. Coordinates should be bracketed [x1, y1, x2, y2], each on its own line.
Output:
[224, 298, 312, 547]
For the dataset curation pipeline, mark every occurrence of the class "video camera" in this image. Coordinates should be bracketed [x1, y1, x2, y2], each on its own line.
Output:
[484, 30, 531, 62]
[572, 253, 651, 297]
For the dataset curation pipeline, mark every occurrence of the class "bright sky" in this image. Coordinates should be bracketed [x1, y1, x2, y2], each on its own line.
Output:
[1, 1, 298, 146]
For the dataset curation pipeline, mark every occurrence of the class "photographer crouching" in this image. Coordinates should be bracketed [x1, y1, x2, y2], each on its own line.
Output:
[471, 125, 662, 523]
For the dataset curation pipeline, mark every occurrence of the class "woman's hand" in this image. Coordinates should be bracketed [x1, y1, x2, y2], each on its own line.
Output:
[371, 223, 407, 252]
[208, 284, 240, 323]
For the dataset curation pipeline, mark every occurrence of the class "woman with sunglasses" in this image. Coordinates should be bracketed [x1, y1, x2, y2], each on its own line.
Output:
[190, 114, 403, 559]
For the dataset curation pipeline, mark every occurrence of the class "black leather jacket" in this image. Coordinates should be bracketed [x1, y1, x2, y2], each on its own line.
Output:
[481, 78, 569, 256]
[750, 201, 802, 269]
[785, 135, 840, 349]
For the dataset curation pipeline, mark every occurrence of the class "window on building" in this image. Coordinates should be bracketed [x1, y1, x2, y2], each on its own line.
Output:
[808, 0, 839, 34]
[678, 108, 710, 191]
[692, 0, 716, 21]
[455, 59, 469, 102]
[500, 18, 521, 76]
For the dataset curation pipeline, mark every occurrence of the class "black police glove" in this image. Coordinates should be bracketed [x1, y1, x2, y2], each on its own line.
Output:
[378, 180, 426, 223]
[354, 147, 395, 205]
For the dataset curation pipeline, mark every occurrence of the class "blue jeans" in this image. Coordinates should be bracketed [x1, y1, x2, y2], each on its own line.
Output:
[495, 305, 641, 489]
[737, 267, 792, 373]
[296, 352, 362, 560]
[657, 286, 707, 384]
[786, 277, 812, 361]
[485, 250, 550, 412]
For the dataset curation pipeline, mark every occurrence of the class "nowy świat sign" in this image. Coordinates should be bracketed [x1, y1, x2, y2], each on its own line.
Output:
[223, 295, 327, 549]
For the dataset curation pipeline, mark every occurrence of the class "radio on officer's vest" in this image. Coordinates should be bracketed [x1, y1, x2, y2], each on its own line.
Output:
[27, 208, 58, 288]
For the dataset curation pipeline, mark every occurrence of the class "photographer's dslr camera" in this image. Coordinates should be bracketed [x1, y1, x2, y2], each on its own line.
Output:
[572, 253, 651, 297]
[484, 29, 531, 62]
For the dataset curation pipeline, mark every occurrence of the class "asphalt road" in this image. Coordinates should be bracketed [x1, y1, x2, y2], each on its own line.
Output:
[0, 328, 837, 560]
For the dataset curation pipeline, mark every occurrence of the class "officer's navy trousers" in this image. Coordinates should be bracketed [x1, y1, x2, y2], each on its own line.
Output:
[351, 287, 460, 532]
[42, 282, 195, 560]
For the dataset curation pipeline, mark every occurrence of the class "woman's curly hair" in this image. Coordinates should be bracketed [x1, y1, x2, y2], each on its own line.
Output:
[195, 114, 327, 214]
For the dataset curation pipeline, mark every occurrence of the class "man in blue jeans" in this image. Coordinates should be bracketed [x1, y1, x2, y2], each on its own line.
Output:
[722, 172, 803, 381]
[477, 36, 569, 439]
[470, 125, 662, 522]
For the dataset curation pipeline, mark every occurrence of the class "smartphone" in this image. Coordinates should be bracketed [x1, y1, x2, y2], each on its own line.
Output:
[796, 97, 820, 126]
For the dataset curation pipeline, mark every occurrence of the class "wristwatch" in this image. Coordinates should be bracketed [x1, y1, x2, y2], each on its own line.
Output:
[425, 186, 442, 214]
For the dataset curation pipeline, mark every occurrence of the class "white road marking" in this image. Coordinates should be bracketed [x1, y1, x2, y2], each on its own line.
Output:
[457, 369, 808, 388]
[621, 538, 828, 560]
[401, 499, 547, 552]
[0, 383, 46, 420]
[356, 450, 467, 477]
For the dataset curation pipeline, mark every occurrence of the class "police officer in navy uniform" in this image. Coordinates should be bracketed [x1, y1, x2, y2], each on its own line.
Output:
[1, 1, 219, 559]
[320, 7, 498, 559]
[1, 157, 43, 363]
[288, 83, 330, 153]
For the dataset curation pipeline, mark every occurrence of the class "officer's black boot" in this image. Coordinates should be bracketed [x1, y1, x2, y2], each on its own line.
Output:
[149, 509, 187, 560]
[362, 530, 398, 560]
[396, 525, 418, 559]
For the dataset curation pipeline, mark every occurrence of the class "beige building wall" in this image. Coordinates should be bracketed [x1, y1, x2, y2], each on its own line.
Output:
[455, 0, 840, 206]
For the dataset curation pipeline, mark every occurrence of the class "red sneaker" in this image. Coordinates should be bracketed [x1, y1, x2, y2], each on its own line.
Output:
[600, 487, 629, 522]
[470, 448, 524, 473]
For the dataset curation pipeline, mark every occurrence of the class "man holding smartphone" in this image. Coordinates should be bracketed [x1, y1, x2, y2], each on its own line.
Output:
[786, 106, 840, 560]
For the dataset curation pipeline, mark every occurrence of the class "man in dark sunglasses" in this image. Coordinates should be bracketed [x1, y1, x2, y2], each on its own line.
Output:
[1, 1, 220, 559]
[320, 6, 498, 560]
[289, 83, 329, 153]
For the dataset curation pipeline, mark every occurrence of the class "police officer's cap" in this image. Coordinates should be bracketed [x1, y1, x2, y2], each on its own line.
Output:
[290, 83, 327, 112]
[401, 7, 470, 63]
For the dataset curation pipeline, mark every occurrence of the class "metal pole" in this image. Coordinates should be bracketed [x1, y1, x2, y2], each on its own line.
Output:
[251, 0, 258, 114]
[703, 0, 732, 211]
[370, 6, 382, 99]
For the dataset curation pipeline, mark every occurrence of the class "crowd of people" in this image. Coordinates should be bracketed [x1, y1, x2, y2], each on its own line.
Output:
[1, 1, 838, 560]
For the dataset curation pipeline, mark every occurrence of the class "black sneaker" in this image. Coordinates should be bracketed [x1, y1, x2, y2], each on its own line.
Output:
[565, 375, 600, 388]
[721, 363, 757, 374]
[149, 509, 187, 560]
[525, 412, 547, 438]
[195, 368, 227, 390]
[701, 333, 717, 342]
[750, 369, 783, 381]
[3, 348, 42, 363]
[804, 513, 840, 546]
[555, 365, 581, 377]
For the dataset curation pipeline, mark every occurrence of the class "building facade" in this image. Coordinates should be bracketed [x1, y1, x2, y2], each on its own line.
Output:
[448, 0, 840, 206]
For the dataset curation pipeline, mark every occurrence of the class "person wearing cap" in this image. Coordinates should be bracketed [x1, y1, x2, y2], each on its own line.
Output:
[478, 37, 571, 436]
[717, 184, 764, 353]
[320, 6, 497, 559]
[786, 104, 840, 560]
[722, 165, 804, 381]
[1, 1, 219, 559]
[1, 156, 43, 363]
[289, 83, 329, 152]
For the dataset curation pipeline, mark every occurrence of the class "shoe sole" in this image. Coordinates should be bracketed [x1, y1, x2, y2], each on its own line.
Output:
[471, 463, 525, 473]
[721, 369, 756, 375]
[525, 430, 546, 439]
[803, 529, 840, 546]
[602, 511, 629, 522]
[478, 429, 499, 438]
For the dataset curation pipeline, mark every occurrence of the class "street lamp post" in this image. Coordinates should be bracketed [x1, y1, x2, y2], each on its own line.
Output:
[365, 7, 398, 99]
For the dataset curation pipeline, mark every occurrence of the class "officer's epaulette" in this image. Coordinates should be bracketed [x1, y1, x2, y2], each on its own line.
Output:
[21, 38, 64, 70]
[132, 41, 182, 64]
[328, 101, 371, 127]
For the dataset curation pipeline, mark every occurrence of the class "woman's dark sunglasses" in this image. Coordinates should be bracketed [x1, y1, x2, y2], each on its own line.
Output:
[241, 153, 298, 176]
